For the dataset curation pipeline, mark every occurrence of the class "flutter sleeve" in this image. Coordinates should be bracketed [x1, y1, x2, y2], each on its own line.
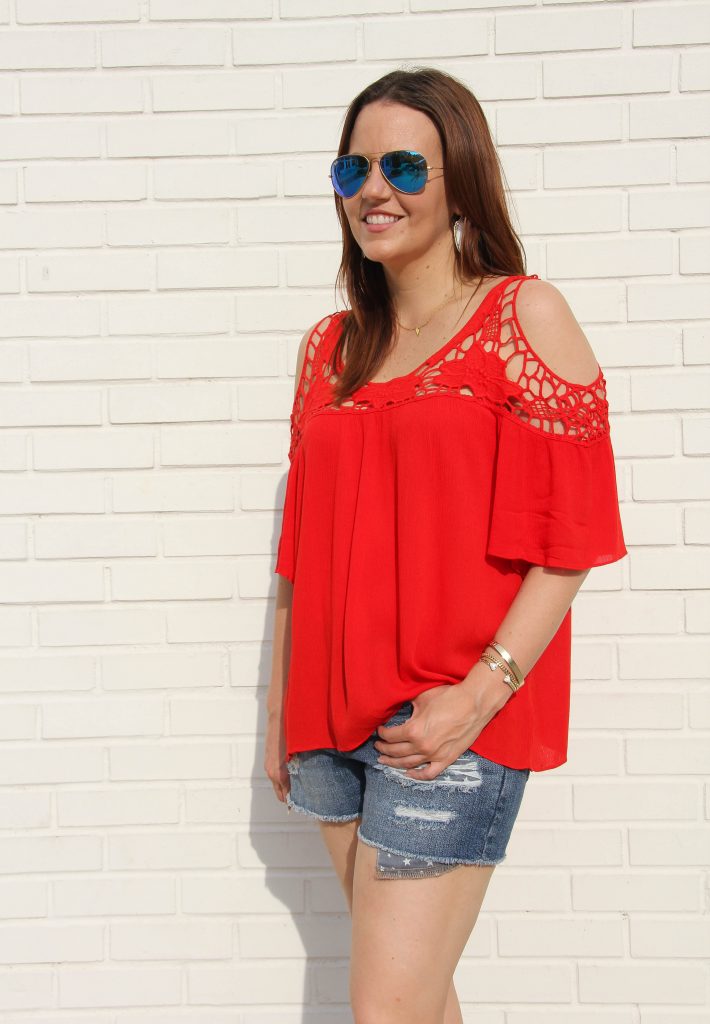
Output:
[486, 287, 627, 571]
[274, 313, 335, 583]
[274, 443, 302, 583]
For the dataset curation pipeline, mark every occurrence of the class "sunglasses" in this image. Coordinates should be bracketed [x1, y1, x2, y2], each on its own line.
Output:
[329, 150, 443, 199]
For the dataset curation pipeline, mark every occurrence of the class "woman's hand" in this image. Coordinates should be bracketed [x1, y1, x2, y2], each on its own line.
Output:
[374, 671, 512, 781]
[264, 708, 290, 805]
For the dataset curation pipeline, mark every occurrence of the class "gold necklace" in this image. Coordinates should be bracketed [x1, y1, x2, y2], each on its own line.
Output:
[394, 287, 459, 337]
[394, 279, 482, 337]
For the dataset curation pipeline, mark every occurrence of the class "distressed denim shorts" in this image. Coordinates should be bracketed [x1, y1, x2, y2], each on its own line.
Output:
[286, 701, 531, 880]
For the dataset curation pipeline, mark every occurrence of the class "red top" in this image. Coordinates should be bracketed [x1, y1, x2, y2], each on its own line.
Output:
[275, 274, 627, 772]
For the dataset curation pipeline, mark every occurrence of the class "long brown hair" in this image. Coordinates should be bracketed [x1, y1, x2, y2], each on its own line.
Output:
[329, 66, 527, 405]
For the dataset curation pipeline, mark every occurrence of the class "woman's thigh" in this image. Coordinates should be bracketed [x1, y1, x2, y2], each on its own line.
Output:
[318, 817, 361, 914]
[350, 839, 495, 1024]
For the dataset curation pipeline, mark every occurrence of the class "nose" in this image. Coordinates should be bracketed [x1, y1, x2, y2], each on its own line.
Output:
[359, 158, 392, 201]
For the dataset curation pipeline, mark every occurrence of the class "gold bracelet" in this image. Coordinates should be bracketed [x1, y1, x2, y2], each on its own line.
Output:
[478, 641, 525, 694]
[488, 641, 524, 687]
[475, 651, 520, 692]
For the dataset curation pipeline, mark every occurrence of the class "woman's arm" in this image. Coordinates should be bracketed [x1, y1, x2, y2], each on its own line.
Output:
[267, 574, 293, 719]
[469, 278, 605, 716]
[375, 564, 592, 777]
[460, 563, 590, 723]
[265, 319, 322, 801]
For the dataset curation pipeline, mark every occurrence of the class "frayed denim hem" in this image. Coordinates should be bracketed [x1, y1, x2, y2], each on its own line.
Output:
[286, 792, 362, 823]
[357, 825, 505, 867]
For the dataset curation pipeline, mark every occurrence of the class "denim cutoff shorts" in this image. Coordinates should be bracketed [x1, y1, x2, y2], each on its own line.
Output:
[286, 701, 530, 879]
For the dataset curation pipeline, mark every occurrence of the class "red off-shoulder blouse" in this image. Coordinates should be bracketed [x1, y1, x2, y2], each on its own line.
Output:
[274, 274, 627, 772]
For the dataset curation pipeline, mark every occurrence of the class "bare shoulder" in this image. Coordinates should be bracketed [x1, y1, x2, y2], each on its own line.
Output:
[514, 277, 601, 387]
[293, 314, 339, 398]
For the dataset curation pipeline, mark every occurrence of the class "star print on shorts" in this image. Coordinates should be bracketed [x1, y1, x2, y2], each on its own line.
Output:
[375, 846, 459, 879]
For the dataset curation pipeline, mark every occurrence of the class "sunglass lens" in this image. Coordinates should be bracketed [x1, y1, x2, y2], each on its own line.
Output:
[331, 155, 369, 198]
[382, 151, 427, 193]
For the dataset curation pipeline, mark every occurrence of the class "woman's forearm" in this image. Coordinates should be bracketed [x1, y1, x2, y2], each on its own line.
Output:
[461, 563, 591, 715]
[267, 575, 293, 718]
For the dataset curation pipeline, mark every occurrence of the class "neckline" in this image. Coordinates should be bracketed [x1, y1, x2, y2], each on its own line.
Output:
[338, 274, 518, 390]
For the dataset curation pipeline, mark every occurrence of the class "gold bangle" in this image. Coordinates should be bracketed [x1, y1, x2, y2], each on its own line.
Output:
[488, 641, 524, 687]
[479, 652, 522, 693]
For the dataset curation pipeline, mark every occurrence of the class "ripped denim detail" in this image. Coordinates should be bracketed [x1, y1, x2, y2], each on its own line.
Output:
[372, 751, 483, 792]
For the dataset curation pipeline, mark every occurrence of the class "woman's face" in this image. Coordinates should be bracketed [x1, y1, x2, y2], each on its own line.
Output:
[340, 101, 452, 272]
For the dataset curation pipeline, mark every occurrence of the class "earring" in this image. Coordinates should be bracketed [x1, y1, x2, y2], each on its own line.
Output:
[453, 215, 464, 253]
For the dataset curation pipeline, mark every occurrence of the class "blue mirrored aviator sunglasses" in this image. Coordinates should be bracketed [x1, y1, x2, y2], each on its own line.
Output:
[329, 150, 443, 199]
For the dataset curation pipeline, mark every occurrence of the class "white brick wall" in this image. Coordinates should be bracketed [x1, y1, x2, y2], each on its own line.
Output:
[0, 1, 707, 1020]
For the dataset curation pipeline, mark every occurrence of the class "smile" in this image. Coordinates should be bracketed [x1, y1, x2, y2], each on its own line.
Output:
[363, 216, 404, 232]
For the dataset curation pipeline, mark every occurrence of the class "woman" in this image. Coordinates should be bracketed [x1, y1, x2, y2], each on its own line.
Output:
[265, 67, 626, 1024]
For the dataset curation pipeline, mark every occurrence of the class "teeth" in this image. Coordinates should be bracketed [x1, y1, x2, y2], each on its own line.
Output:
[366, 215, 400, 224]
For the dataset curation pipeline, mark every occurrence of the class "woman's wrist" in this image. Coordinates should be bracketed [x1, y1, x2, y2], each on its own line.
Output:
[460, 659, 513, 716]
[266, 682, 287, 720]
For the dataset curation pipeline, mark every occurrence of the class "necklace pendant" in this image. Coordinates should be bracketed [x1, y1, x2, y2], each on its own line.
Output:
[415, 326, 420, 336]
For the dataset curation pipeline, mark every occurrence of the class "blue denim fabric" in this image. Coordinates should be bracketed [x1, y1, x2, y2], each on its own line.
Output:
[286, 701, 530, 877]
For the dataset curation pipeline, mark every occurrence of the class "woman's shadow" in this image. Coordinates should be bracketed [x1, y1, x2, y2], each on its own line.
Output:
[242, 519, 354, 1022]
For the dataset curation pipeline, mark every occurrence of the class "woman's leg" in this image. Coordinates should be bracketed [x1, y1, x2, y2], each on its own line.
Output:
[349, 836, 495, 1024]
[318, 820, 470, 1024]
[318, 818, 360, 913]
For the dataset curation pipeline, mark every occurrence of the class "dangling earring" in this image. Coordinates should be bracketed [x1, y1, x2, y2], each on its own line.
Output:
[453, 215, 465, 253]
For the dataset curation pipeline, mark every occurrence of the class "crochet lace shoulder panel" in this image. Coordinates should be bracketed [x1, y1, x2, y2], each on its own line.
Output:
[493, 276, 610, 443]
[288, 313, 336, 462]
[290, 278, 610, 454]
